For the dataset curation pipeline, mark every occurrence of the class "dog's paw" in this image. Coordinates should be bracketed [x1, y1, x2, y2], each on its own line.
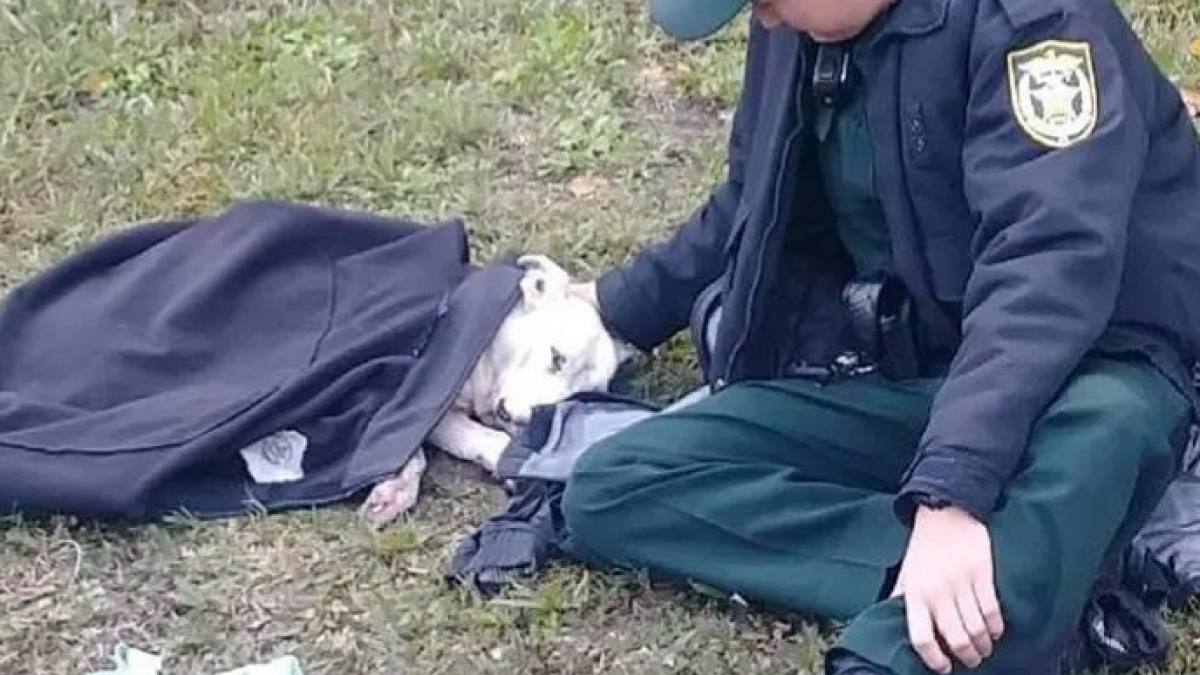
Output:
[472, 427, 511, 475]
[357, 450, 427, 530]
[358, 481, 419, 530]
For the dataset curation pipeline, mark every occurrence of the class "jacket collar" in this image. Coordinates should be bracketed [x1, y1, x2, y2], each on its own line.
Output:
[764, 0, 948, 56]
[873, 0, 950, 40]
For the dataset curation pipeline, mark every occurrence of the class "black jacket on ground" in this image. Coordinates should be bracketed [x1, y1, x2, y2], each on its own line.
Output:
[0, 199, 521, 521]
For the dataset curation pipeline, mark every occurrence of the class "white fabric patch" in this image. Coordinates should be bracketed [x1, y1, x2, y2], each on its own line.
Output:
[239, 430, 308, 484]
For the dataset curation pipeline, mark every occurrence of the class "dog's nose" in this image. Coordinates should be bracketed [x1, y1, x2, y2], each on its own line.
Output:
[495, 399, 512, 424]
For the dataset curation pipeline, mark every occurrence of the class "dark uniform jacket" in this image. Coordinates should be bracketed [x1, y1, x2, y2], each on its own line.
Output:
[594, 0, 1200, 524]
[0, 200, 523, 521]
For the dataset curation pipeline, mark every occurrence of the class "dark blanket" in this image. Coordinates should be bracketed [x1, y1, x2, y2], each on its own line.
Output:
[0, 199, 521, 521]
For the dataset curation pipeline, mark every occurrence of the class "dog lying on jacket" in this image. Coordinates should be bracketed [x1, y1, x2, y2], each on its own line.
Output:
[358, 253, 637, 529]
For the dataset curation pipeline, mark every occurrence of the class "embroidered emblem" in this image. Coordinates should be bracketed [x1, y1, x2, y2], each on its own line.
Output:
[1005, 39, 1098, 149]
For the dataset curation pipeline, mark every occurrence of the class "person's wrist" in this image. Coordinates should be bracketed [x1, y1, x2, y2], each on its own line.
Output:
[914, 501, 976, 527]
[569, 281, 598, 308]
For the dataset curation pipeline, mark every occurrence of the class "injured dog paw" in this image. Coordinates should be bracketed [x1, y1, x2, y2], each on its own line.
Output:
[357, 447, 428, 530]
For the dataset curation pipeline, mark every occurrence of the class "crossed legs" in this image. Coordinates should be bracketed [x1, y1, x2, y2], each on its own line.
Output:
[561, 356, 1190, 674]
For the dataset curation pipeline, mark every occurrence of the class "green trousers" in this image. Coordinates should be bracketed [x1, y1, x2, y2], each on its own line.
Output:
[561, 355, 1192, 674]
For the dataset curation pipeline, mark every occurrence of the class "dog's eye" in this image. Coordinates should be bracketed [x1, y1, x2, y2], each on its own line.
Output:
[549, 347, 566, 373]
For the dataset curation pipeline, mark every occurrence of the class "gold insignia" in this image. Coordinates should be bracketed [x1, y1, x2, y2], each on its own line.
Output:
[1005, 39, 1098, 149]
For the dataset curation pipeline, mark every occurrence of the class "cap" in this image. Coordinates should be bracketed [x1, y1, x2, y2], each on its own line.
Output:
[648, 0, 749, 41]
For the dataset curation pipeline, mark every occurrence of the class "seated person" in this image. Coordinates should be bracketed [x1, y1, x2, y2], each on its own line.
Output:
[563, 1, 1200, 674]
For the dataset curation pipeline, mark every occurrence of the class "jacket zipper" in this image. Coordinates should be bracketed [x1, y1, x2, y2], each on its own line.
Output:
[722, 124, 804, 387]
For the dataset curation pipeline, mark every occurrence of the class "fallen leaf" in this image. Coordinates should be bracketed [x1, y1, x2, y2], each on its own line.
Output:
[80, 71, 107, 99]
[636, 62, 670, 95]
[1190, 37, 1200, 58]
[565, 172, 609, 199]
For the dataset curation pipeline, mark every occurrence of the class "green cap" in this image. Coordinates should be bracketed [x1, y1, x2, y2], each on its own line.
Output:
[648, 0, 749, 41]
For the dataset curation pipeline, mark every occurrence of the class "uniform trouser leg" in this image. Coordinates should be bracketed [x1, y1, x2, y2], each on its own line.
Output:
[560, 356, 1191, 674]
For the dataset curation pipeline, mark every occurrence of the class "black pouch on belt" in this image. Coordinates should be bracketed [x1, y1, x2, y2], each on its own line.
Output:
[841, 274, 923, 379]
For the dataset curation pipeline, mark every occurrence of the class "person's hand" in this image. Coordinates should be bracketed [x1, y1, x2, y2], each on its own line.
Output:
[569, 281, 598, 308]
[889, 504, 1005, 674]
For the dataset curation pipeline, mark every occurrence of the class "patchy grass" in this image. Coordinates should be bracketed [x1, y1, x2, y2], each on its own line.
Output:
[1, 0, 1198, 673]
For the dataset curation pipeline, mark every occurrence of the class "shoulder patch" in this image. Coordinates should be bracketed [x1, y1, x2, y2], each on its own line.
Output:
[1005, 39, 1098, 149]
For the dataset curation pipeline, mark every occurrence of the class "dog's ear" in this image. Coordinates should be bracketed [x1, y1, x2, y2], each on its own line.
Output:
[516, 254, 570, 307]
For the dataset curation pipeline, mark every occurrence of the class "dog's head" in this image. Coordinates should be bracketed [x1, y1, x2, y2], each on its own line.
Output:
[479, 253, 637, 430]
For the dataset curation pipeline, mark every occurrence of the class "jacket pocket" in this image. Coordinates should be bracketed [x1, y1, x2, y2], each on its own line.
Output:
[899, 99, 974, 304]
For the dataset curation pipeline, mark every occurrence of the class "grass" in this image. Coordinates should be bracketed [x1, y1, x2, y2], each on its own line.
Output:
[1, 0, 1198, 673]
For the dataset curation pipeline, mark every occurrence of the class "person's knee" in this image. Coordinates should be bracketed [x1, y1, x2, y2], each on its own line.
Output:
[1044, 357, 1189, 469]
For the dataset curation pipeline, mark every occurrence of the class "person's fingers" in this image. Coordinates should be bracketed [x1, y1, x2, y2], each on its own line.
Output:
[568, 282, 597, 306]
[955, 587, 994, 659]
[973, 573, 1006, 641]
[906, 594, 952, 674]
[933, 591, 982, 669]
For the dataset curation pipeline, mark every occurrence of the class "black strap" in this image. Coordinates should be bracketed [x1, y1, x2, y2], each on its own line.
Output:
[841, 275, 924, 379]
[877, 276, 922, 379]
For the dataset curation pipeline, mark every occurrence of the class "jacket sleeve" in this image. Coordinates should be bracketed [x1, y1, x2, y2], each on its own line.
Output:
[895, 10, 1150, 525]
[593, 19, 768, 352]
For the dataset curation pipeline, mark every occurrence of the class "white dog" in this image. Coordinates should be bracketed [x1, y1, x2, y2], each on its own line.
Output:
[358, 253, 636, 529]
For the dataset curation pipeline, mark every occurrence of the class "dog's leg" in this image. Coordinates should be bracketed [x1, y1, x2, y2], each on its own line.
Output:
[358, 446, 428, 530]
[428, 409, 511, 475]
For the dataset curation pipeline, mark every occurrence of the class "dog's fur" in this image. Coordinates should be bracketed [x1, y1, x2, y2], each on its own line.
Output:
[359, 254, 637, 528]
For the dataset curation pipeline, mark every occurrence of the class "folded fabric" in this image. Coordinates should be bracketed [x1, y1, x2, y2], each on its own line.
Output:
[445, 388, 707, 596]
[446, 477, 569, 597]
[1127, 433, 1200, 610]
[1052, 553, 1175, 674]
[87, 644, 303, 675]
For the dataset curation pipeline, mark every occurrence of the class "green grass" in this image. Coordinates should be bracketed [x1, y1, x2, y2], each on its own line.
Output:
[1, 0, 1198, 673]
